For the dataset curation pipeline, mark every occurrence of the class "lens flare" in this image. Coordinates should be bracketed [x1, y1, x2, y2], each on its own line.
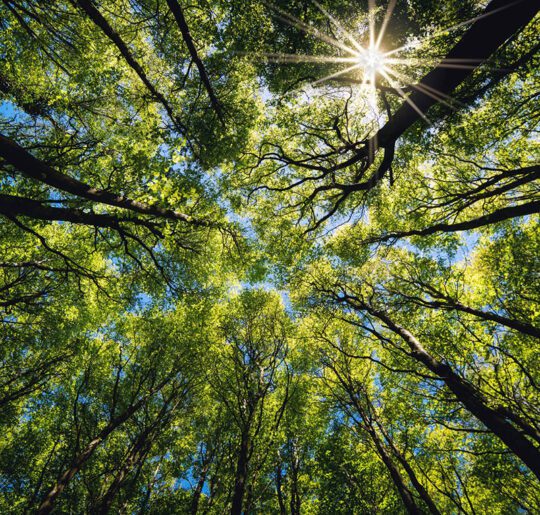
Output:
[257, 0, 507, 122]
[358, 45, 386, 75]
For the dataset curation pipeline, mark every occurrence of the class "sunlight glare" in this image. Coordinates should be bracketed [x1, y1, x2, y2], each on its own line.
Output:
[357, 45, 386, 75]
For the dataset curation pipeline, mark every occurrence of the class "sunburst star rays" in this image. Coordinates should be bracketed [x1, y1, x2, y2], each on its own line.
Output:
[251, 0, 512, 125]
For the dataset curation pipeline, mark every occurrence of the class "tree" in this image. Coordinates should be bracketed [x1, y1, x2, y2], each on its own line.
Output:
[1, 0, 539, 513]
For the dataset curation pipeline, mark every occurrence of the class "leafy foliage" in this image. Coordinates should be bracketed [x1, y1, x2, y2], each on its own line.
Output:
[0, 0, 538, 513]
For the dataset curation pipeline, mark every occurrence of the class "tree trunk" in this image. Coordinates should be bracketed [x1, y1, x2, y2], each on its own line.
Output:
[363, 303, 540, 481]
[0, 133, 203, 226]
[374, 0, 540, 153]
[368, 427, 422, 515]
[191, 462, 210, 515]
[319, 0, 539, 180]
[96, 432, 153, 514]
[71, 0, 187, 135]
[289, 442, 301, 515]
[36, 376, 171, 513]
[165, 0, 223, 121]
[369, 200, 540, 243]
[275, 460, 287, 515]
[375, 421, 441, 515]
[230, 431, 250, 515]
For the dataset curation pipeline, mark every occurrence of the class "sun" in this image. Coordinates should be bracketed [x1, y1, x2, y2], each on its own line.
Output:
[357, 45, 386, 76]
[258, 0, 469, 121]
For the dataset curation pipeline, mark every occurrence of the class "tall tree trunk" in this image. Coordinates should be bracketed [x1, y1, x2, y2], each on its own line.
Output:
[289, 441, 301, 515]
[37, 431, 112, 514]
[357, 302, 540, 481]
[375, 421, 441, 515]
[318, 0, 540, 180]
[275, 460, 287, 515]
[165, 0, 223, 121]
[71, 0, 187, 135]
[368, 426, 422, 514]
[372, 0, 540, 157]
[330, 365, 424, 515]
[230, 431, 250, 515]
[191, 462, 210, 515]
[36, 376, 171, 514]
[0, 133, 204, 226]
[96, 431, 153, 514]
[369, 200, 540, 243]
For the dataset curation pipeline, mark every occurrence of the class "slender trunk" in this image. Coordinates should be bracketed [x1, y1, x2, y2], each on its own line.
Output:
[71, 0, 187, 135]
[37, 433, 109, 514]
[369, 200, 540, 243]
[368, 427, 422, 515]
[332, 368, 422, 515]
[275, 461, 287, 515]
[165, 0, 223, 121]
[36, 376, 171, 513]
[363, 304, 540, 481]
[191, 462, 210, 515]
[421, 292, 540, 340]
[230, 431, 250, 515]
[289, 443, 301, 515]
[376, 421, 441, 515]
[96, 432, 152, 514]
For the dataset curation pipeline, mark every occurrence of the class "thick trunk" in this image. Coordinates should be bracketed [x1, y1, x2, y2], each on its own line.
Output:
[333, 0, 539, 182]
[0, 133, 203, 226]
[0, 193, 160, 235]
[365, 305, 540, 481]
[376, 0, 539, 145]
[230, 431, 250, 515]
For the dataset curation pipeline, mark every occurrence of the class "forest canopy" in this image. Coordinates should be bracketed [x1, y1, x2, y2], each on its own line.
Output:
[0, 0, 539, 513]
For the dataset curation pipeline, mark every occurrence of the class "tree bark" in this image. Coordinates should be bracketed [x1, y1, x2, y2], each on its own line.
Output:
[375, 421, 441, 515]
[411, 284, 540, 339]
[0, 193, 161, 235]
[0, 133, 206, 226]
[96, 429, 154, 514]
[165, 0, 223, 122]
[358, 302, 540, 481]
[230, 430, 250, 515]
[368, 426, 422, 515]
[326, 0, 540, 181]
[191, 462, 210, 514]
[289, 441, 301, 515]
[275, 460, 287, 515]
[36, 376, 172, 514]
[368, 200, 540, 243]
[371, 0, 540, 158]
[71, 0, 187, 135]
[329, 362, 426, 514]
